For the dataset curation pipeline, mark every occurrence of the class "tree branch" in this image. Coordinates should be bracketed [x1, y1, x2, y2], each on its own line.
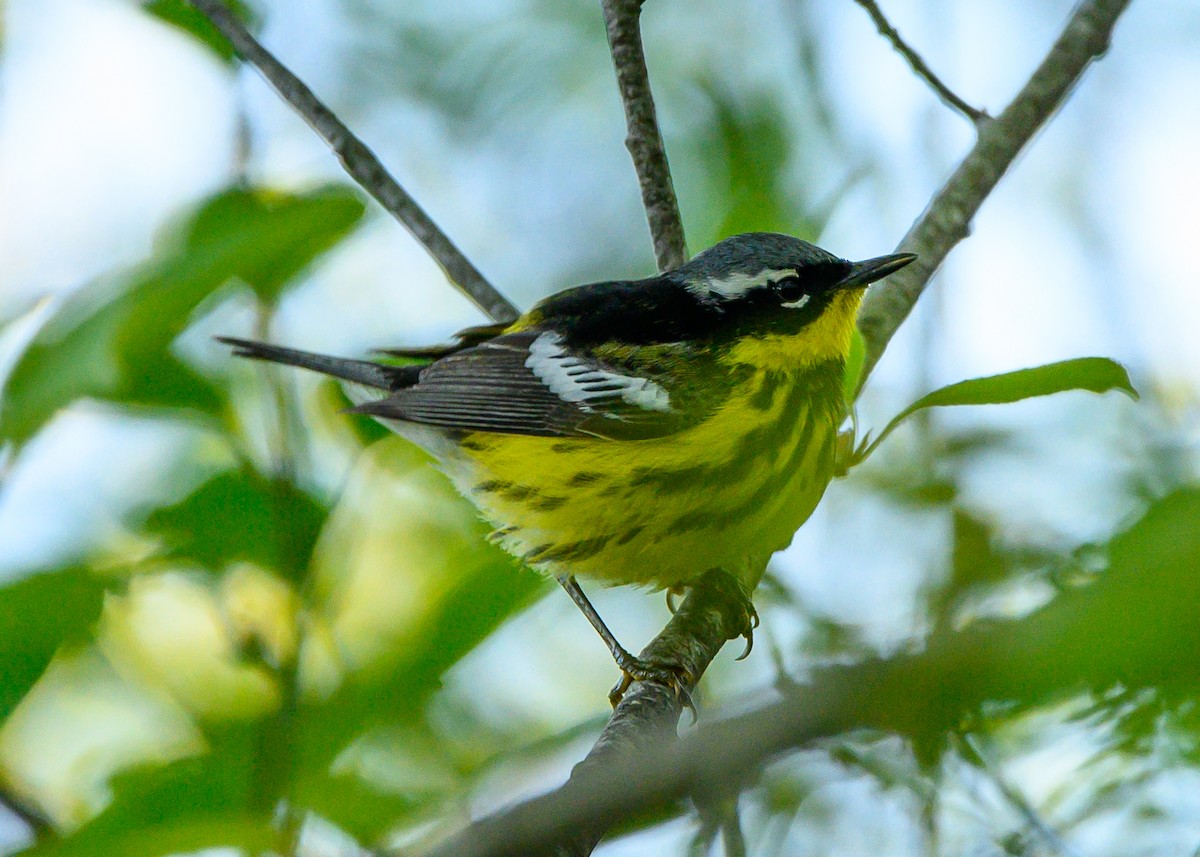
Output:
[851, 0, 988, 124]
[601, 0, 688, 271]
[855, 0, 1132, 390]
[415, 485, 1200, 857]
[422, 570, 747, 857]
[185, 0, 519, 324]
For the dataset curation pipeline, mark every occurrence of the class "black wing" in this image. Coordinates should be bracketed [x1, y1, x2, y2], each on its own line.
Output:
[351, 329, 708, 440]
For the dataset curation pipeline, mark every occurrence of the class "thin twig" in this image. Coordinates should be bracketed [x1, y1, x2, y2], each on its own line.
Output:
[600, 0, 688, 271]
[851, 0, 987, 124]
[185, 0, 519, 323]
[959, 734, 1081, 857]
[855, 0, 1132, 391]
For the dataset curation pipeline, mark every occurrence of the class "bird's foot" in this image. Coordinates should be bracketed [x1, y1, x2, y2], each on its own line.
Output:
[697, 569, 759, 661]
[665, 584, 687, 614]
[608, 651, 696, 718]
[735, 599, 760, 661]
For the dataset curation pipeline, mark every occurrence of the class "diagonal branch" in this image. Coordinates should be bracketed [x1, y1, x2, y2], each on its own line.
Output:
[601, 0, 688, 271]
[851, 0, 987, 124]
[413, 481, 1200, 857]
[421, 570, 747, 857]
[185, 0, 519, 324]
[855, 0, 1133, 391]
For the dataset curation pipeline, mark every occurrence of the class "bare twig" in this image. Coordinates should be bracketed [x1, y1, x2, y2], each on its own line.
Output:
[185, 0, 519, 323]
[855, 0, 1132, 390]
[851, 0, 987, 124]
[601, 0, 688, 271]
[958, 733, 1080, 857]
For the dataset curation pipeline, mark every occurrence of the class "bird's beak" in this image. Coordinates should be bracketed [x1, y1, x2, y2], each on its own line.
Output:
[836, 252, 917, 290]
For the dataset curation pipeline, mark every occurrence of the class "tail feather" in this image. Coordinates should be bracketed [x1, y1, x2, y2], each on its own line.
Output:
[375, 321, 510, 360]
[216, 336, 420, 391]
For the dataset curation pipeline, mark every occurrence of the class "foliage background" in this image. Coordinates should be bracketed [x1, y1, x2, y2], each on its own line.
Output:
[0, 0, 1198, 854]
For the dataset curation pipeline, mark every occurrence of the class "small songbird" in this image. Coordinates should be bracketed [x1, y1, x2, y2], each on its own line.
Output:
[220, 232, 913, 701]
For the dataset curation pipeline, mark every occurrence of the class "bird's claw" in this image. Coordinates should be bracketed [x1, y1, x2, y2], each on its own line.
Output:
[734, 599, 759, 661]
[608, 654, 697, 721]
[665, 585, 686, 614]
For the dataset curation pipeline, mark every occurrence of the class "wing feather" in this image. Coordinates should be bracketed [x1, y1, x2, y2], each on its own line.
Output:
[351, 330, 700, 439]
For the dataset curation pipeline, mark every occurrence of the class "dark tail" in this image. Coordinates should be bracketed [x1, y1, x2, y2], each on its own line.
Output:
[375, 321, 510, 360]
[216, 336, 420, 391]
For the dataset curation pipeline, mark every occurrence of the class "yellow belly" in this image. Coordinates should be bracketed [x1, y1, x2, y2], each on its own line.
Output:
[437, 371, 841, 590]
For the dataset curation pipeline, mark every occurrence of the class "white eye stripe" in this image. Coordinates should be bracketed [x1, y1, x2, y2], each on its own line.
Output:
[692, 268, 796, 299]
[781, 294, 811, 310]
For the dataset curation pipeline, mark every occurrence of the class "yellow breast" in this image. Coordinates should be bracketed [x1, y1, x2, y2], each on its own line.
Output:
[438, 368, 843, 590]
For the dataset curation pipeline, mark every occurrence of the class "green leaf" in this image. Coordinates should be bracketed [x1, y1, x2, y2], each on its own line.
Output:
[15, 741, 274, 857]
[176, 186, 365, 303]
[0, 568, 108, 719]
[295, 441, 548, 770]
[0, 185, 365, 446]
[850, 358, 1138, 467]
[688, 84, 821, 247]
[142, 0, 259, 65]
[294, 772, 423, 844]
[141, 467, 328, 580]
[298, 546, 546, 770]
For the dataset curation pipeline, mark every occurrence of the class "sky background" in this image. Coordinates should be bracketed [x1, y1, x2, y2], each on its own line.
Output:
[1, 0, 1199, 854]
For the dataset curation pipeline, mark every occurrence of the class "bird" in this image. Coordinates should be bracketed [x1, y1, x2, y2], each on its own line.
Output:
[219, 232, 914, 704]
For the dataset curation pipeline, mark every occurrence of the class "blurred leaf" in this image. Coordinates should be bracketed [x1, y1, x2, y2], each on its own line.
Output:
[920, 488, 1200, 733]
[709, 88, 793, 238]
[142, 0, 258, 65]
[294, 772, 421, 844]
[15, 739, 274, 857]
[0, 568, 107, 719]
[852, 358, 1138, 467]
[688, 84, 820, 246]
[298, 549, 546, 771]
[177, 186, 364, 303]
[141, 467, 327, 580]
[0, 185, 365, 446]
[933, 510, 1015, 628]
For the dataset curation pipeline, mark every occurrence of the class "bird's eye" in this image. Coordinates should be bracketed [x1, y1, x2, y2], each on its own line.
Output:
[773, 276, 809, 308]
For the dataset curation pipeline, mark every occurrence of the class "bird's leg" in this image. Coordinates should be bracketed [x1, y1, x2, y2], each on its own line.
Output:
[557, 574, 638, 672]
[557, 575, 693, 709]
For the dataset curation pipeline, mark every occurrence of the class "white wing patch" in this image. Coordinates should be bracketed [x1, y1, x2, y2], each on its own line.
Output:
[526, 332, 672, 414]
[691, 267, 795, 299]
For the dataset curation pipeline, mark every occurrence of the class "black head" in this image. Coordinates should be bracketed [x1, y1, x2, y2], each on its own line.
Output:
[537, 233, 914, 350]
[666, 232, 915, 340]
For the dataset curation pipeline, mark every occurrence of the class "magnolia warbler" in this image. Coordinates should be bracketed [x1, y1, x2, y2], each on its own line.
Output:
[221, 233, 914, 701]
